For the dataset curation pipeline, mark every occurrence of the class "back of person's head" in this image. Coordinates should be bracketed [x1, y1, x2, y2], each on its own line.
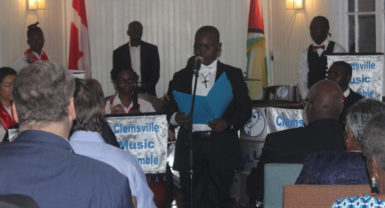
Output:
[329, 61, 352, 77]
[305, 80, 343, 123]
[327, 61, 353, 91]
[0, 67, 17, 83]
[72, 78, 105, 132]
[27, 22, 43, 39]
[362, 113, 385, 170]
[346, 99, 385, 145]
[12, 61, 74, 128]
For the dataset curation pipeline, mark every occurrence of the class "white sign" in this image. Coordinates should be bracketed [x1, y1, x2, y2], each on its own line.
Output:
[106, 114, 168, 174]
[240, 139, 264, 174]
[241, 107, 304, 141]
[242, 107, 267, 142]
[327, 54, 384, 100]
[266, 107, 304, 133]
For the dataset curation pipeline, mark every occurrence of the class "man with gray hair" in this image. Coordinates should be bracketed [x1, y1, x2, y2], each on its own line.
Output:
[345, 98, 385, 146]
[0, 62, 134, 208]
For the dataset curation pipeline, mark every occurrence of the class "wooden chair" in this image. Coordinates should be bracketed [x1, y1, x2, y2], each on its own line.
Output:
[283, 184, 370, 208]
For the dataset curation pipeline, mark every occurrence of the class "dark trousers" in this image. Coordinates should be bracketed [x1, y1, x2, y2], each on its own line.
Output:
[179, 133, 234, 208]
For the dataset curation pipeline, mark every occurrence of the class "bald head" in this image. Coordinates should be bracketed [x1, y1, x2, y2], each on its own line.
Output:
[305, 80, 343, 123]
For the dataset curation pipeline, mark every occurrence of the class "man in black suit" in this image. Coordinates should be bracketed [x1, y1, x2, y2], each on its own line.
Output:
[167, 26, 252, 208]
[327, 61, 363, 124]
[247, 80, 346, 204]
[113, 21, 160, 96]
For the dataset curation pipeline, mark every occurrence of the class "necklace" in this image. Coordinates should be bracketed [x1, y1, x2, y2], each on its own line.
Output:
[200, 72, 211, 88]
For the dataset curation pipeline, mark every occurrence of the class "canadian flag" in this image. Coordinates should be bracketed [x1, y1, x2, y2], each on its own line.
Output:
[68, 0, 91, 78]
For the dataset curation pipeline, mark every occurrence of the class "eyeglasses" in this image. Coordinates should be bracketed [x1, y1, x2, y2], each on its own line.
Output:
[117, 79, 137, 85]
[194, 43, 215, 51]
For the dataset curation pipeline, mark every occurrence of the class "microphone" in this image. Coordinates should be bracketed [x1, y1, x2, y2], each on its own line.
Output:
[193, 56, 202, 76]
[132, 87, 139, 111]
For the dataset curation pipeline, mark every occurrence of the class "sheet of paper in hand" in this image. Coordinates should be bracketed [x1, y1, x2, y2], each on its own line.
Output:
[173, 73, 233, 124]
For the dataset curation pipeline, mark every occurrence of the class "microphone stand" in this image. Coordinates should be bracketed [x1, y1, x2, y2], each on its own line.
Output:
[132, 87, 139, 111]
[186, 57, 201, 208]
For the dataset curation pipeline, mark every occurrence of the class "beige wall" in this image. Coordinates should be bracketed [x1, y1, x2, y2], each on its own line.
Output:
[266, 0, 329, 87]
[0, 0, 334, 97]
[0, 0, 66, 68]
[69, 0, 250, 97]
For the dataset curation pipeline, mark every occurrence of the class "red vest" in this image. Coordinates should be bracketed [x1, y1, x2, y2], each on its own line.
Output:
[24, 49, 49, 64]
[109, 97, 140, 114]
[0, 104, 16, 130]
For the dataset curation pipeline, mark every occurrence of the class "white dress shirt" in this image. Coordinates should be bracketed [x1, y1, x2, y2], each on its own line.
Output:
[343, 88, 350, 99]
[105, 94, 155, 114]
[297, 39, 346, 100]
[170, 60, 218, 132]
[129, 43, 142, 82]
[70, 130, 156, 208]
[12, 50, 49, 72]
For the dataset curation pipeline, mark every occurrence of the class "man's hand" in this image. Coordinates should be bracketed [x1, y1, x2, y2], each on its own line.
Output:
[24, 54, 35, 64]
[208, 119, 228, 132]
[175, 112, 191, 126]
[128, 108, 141, 114]
[111, 104, 125, 114]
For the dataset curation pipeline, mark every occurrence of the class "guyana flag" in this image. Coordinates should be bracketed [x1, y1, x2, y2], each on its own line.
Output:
[246, 0, 268, 100]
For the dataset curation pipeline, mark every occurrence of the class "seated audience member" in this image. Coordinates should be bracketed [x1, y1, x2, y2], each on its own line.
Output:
[12, 22, 49, 72]
[332, 113, 385, 207]
[327, 61, 363, 125]
[296, 99, 385, 184]
[106, 67, 155, 114]
[105, 68, 172, 207]
[0, 61, 133, 208]
[70, 78, 156, 208]
[247, 80, 346, 203]
[0, 67, 17, 142]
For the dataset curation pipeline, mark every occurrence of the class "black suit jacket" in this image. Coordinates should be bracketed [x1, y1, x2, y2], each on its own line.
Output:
[340, 89, 364, 123]
[167, 61, 252, 171]
[113, 41, 160, 96]
[247, 119, 345, 201]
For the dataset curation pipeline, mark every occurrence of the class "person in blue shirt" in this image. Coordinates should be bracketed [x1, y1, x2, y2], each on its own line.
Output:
[70, 78, 156, 208]
[0, 61, 133, 208]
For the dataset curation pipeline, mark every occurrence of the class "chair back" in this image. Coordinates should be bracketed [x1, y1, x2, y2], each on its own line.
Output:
[283, 184, 370, 208]
[0, 194, 39, 208]
[264, 163, 303, 208]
